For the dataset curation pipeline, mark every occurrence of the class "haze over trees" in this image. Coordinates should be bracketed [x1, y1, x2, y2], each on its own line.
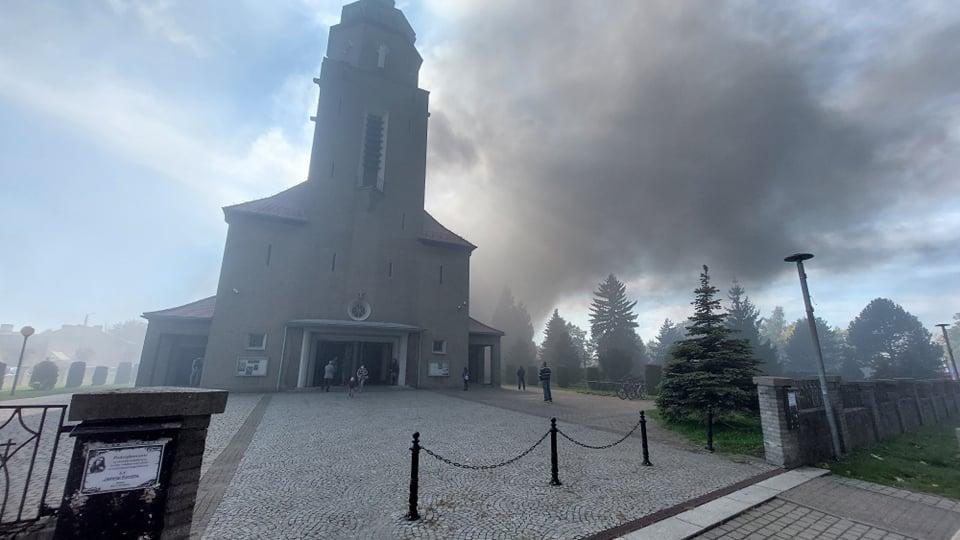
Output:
[658, 266, 760, 420]
[847, 298, 943, 379]
[589, 274, 643, 380]
[782, 317, 848, 375]
[647, 319, 686, 366]
[726, 281, 780, 374]
[492, 288, 538, 378]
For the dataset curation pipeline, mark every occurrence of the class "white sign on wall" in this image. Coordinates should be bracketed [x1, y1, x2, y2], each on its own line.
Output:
[80, 440, 168, 495]
[237, 356, 268, 377]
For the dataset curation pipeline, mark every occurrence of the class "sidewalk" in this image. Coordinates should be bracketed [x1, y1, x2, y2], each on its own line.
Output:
[618, 471, 960, 540]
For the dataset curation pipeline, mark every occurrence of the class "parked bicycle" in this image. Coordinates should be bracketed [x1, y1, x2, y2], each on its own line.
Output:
[616, 378, 646, 400]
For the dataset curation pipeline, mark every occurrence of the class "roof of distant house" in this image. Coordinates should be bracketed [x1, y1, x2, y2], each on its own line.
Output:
[143, 296, 216, 320]
[222, 182, 476, 250]
[468, 318, 505, 336]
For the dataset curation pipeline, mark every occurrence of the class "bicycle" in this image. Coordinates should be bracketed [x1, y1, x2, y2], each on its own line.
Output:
[616, 379, 646, 400]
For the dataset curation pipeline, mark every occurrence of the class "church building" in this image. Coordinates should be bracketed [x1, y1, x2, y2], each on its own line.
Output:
[136, 0, 503, 392]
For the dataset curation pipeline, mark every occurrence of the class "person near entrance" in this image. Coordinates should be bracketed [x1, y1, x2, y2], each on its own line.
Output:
[323, 358, 336, 392]
[516, 366, 526, 391]
[538, 362, 552, 402]
[190, 357, 204, 387]
[356, 364, 368, 393]
[347, 376, 357, 398]
[462, 366, 470, 391]
[390, 358, 399, 385]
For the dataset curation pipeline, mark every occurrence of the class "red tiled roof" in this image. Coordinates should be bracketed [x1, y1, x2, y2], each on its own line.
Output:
[223, 182, 310, 223]
[421, 211, 477, 250]
[469, 317, 504, 336]
[143, 296, 216, 320]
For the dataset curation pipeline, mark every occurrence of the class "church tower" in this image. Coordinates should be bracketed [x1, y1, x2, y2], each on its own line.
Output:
[138, 0, 502, 393]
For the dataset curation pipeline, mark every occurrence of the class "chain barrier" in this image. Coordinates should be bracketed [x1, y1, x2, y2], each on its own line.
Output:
[420, 430, 550, 470]
[556, 414, 643, 450]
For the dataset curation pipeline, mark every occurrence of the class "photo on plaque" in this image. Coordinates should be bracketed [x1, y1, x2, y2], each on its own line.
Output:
[80, 440, 169, 495]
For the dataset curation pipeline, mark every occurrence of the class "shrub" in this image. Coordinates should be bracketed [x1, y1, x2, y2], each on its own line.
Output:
[29, 360, 59, 391]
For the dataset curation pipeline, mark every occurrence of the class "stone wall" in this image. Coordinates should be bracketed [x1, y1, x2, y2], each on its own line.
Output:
[755, 376, 960, 467]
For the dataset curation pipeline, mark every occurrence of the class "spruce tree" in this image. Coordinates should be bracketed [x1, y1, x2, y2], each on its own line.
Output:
[648, 319, 686, 365]
[492, 287, 537, 378]
[657, 266, 760, 421]
[541, 310, 580, 386]
[726, 281, 780, 374]
[589, 274, 642, 379]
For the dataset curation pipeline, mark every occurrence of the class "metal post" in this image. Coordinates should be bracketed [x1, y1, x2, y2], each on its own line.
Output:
[11, 326, 34, 396]
[406, 432, 421, 521]
[549, 418, 562, 486]
[936, 324, 958, 381]
[785, 254, 841, 458]
[706, 407, 715, 452]
[640, 411, 652, 466]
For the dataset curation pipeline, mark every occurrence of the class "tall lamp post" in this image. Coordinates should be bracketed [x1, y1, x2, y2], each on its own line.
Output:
[784, 253, 841, 458]
[935, 324, 958, 381]
[11, 325, 35, 396]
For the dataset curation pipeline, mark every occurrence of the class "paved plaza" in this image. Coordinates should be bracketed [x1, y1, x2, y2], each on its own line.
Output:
[197, 389, 773, 539]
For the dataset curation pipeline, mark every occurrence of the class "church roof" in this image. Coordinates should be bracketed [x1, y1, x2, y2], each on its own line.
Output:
[222, 182, 476, 250]
[143, 296, 216, 320]
[468, 318, 505, 336]
[222, 182, 311, 223]
[421, 211, 477, 250]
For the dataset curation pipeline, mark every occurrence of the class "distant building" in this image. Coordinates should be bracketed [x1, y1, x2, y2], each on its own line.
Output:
[137, 0, 502, 392]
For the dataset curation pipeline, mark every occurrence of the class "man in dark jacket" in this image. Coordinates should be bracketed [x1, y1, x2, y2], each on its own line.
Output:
[517, 366, 526, 391]
[538, 362, 552, 402]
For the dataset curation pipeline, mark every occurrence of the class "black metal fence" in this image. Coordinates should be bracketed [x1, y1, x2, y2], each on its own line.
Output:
[405, 411, 653, 520]
[0, 405, 71, 527]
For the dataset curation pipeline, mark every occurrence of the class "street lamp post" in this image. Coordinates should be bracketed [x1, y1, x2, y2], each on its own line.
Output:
[784, 253, 841, 459]
[11, 325, 35, 396]
[935, 324, 958, 381]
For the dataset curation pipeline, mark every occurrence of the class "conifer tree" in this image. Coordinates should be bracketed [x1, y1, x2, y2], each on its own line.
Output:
[589, 274, 642, 379]
[492, 287, 537, 378]
[847, 298, 943, 379]
[541, 310, 581, 386]
[657, 266, 760, 420]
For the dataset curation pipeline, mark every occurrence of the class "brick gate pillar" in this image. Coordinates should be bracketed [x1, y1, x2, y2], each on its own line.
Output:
[54, 387, 227, 539]
[754, 377, 802, 468]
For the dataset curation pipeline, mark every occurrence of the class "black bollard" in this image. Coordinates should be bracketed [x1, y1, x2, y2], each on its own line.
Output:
[407, 432, 421, 520]
[640, 411, 652, 466]
[706, 408, 715, 453]
[549, 418, 562, 486]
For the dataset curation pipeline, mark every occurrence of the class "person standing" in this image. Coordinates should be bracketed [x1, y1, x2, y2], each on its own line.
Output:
[356, 364, 369, 393]
[390, 358, 399, 385]
[347, 376, 357, 398]
[516, 366, 526, 391]
[538, 361, 552, 402]
[462, 366, 470, 391]
[323, 358, 336, 392]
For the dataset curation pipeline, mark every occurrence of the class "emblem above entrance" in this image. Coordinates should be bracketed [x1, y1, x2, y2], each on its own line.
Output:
[347, 298, 372, 321]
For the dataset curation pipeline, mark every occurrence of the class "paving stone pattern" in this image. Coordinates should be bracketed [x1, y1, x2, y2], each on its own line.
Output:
[201, 393, 263, 477]
[201, 390, 773, 539]
[694, 499, 913, 540]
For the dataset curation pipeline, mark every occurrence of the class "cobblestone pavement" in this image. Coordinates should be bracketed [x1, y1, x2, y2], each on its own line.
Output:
[202, 390, 773, 539]
[692, 475, 960, 540]
[201, 393, 263, 477]
[444, 387, 702, 452]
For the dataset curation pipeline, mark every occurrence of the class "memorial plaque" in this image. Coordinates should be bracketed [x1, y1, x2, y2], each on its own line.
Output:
[80, 440, 168, 495]
[236, 356, 268, 377]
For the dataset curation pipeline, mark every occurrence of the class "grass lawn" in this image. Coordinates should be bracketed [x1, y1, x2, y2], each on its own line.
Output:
[827, 422, 960, 500]
[649, 409, 765, 457]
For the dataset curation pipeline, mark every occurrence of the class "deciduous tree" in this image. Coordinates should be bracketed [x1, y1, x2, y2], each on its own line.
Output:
[847, 298, 943, 379]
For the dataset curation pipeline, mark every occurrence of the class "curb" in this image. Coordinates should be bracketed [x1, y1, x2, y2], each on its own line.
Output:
[616, 467, 830, 539]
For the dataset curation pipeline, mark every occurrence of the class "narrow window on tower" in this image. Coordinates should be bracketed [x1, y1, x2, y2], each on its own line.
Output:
[266, 244, 272, 267]
[388, 261, 393, 278]
[331, 253, 337, 272]
[401, 212, 406, 230]
[359, 113, 388, 190]
[330, 161, 335, 177]
[439, 264, 444, 284]
[377, 44, 389, 69]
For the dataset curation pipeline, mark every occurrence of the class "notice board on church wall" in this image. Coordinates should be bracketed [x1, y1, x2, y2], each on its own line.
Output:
[237, 356, 268, 376]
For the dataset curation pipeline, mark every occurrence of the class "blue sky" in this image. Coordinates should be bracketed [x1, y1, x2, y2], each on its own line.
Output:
[1, 0, 958, 342]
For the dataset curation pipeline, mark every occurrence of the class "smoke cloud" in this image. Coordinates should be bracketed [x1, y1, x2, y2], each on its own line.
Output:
[420, 1, 960, 320]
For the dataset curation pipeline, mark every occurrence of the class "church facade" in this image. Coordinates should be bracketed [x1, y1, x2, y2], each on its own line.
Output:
[136, 0, 503, 392]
